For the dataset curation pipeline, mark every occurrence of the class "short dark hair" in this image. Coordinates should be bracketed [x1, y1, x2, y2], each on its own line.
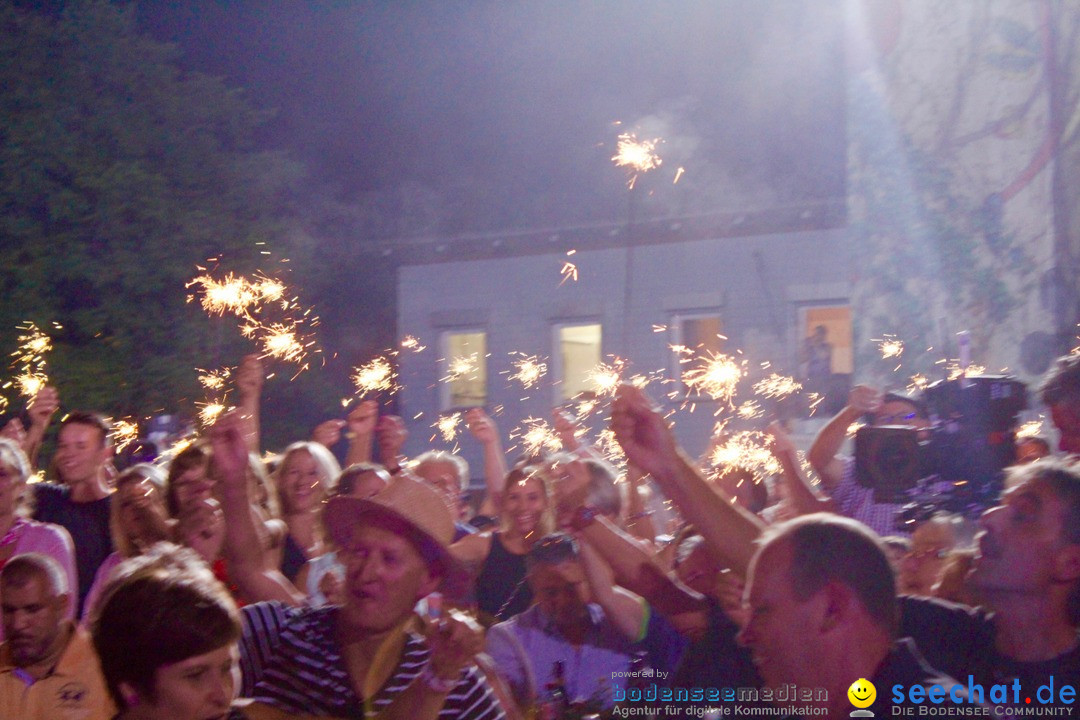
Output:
[334, 462, 391, 497]
[1040, 354, 1080, 408]
[758, 513, 899, 635]
[60, 410, 111, 447]
[1005, 457, 1080, 623]
[91, 543, 240, 709]
[0, 553, 67, 596]
[164, 442, 210, 517]
[881, 392, 928, 420]
[525, 532, 579, 571]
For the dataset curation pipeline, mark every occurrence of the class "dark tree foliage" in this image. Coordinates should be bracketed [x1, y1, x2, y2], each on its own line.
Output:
[0, 1, 302, 420]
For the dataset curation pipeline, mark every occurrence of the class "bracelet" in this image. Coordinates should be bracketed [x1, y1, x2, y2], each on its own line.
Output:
[569, 505, 599, 532]
[421, 664, 458, 693]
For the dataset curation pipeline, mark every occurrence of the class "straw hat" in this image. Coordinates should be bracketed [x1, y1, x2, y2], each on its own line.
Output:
[323, 474, 466, 592]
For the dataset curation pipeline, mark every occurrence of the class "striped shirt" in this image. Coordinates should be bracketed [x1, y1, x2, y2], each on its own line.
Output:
[240, 602, 505, 720]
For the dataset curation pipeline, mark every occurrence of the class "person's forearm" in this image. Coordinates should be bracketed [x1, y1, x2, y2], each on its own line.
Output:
[345, 432, 373, 467]
[577, 538, 645, 640]
[622, 465, 656, 542]
[577, 517, 704, 617]
[650, 450, 764, 577]
[238, 397, 261, 455]
[476, 439, 508, 517]
[23, 422, 47, 468]
[219, 477, 302, 605]
[806, 406, 861, 485]
[775, 448, 833, 516]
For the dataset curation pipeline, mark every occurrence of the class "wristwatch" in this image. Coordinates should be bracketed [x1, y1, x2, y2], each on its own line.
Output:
[570, 505, 600, 532]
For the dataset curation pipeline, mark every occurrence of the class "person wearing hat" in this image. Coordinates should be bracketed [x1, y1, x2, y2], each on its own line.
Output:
[209, 411, 506, 720]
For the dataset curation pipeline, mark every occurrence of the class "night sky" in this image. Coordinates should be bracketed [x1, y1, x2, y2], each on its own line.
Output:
[136, 0, 847, 237]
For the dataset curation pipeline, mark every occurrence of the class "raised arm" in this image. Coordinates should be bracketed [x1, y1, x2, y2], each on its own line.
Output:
[235, 354, 264, 454]
[24, 385, 59, 467]
[344, 400, 378, 467]
[374, 412, 407, 474]
[576, 535, 649, 641]
[806, 384, 879, 490]
[766, 420, 833, 516]
[466, 408, 508, 518]
[210, 411, 304, 606]
[611, 385, 764, 577]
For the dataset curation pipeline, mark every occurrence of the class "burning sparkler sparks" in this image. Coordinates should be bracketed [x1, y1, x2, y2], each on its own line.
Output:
[507, 353, 548, 389]
[876, 335, 904, 360]
[559, 261, 579, 286]
[511, 417, 562, 458]
[907, 374, 930, 394]
[682, 351, 745, 405]
[400, 335, 426, 353]
[351, 356, 399, 397]
[752, 373, 803, 399]
[612, 132, 663, 190]
[196, 401, 226, 428]
[708, 430, 781, 482]
[7, 322, 54, 400]
[738, 401, 764, 420]
[198, 368, 231, 392]
[111, 418, 140, 453]
[587, 359, 627, 397]
[434, 413, 462, 443]
[1016, 419, 1045, 439]
[444, 354, 480, 383]
[188, 271, 320, 368]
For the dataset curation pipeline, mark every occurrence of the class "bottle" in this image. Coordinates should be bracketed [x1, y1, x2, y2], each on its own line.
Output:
[544, 660, 569, 719]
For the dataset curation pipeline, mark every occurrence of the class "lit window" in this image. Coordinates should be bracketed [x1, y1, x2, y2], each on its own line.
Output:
[555, 323, 602, 402]
[441, 330, 486, 409]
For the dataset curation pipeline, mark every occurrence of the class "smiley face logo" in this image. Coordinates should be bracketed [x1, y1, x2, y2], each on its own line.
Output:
[848, 678, 876, 708]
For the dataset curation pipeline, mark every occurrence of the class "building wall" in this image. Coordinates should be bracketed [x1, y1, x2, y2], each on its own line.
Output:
[396, 226, 852, 475]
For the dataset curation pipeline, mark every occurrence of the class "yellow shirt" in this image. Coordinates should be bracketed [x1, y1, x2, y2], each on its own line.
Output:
[0, 624, 115, 720]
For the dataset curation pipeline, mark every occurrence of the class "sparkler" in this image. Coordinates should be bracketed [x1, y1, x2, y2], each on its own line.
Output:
[1016, 419, 1044, 439]
[111, 418, 140, 454]
[752, 373, 803, 399]
[434, 413, 462, 443]
[587, 359, 627, 397]
[876, 335, 904, 360]
[351, 356, 399, 397]
[682, 351, 745, 405]
[559, 261, 579, 286]
[196, 401, 226, 428]
[198, 368, 231, 392]
[738, 401, 764, 420]
[907, 374, 930, 394]
[400, 335, 426, 353]
[507, 353, 548, 389]
[443, 354, 480, 383]
[673, 167, 685, 184]
[510, 417, 562, 458]
[612, 132, 663, 190]
[708, 430, 781, 482]
[7, 322, 55, 400]
[188, 270, 320, 369]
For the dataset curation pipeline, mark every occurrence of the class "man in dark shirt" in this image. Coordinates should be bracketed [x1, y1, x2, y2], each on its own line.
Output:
[33, 410, 114, 613]
[900, 456, 1080, 709]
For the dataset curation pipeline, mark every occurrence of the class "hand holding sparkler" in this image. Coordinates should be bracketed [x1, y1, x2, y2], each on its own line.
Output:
[464, 408, 497, 446]
[27, 386, 58, 428]
[552, 408, 582, 452]
[0, 418, 26, 447]
[547, 457, 591, 530]
[421, 609, 484, 691]
[610, 385, 681, 481]
[310, 419, 347, 449]
[847, 384, 882, 416]
[235, 354, 265, 399]
[343, 400, 378, 466]
[375, 414, 408, 473]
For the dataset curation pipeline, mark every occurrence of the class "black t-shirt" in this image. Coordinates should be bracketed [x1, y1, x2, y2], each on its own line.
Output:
[901, 595, 1080, 709]
[32, 482, 113, 611]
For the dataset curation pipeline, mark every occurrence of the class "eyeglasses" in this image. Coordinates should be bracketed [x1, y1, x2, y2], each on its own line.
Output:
[904, 548, 948, 562]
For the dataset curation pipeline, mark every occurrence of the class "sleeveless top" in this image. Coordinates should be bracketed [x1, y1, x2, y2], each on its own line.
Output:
[474, 532, 532, 624]
[280, 532, 307, 582]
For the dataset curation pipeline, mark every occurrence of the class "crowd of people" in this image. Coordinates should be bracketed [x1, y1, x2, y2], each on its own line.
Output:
[2, 350, 1080, 720]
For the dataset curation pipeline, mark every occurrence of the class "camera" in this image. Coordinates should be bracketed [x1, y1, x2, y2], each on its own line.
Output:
[854, 375, 1027, 517]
